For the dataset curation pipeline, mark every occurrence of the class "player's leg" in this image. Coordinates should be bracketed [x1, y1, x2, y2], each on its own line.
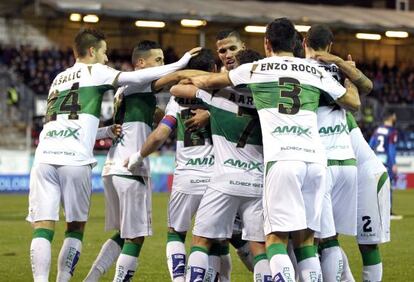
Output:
[230, 216, 254, 272]
[340, 247, 355, 282]
[27, 163, 61, 282]
[84, 175, 123, 281]
[112, 175, 152, 281]
[219, 241, 232, 282]
[57, 165, 92, 282]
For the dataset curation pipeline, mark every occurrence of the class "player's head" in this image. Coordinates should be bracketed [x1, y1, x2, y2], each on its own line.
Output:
[131, 40, 164, 69]
[383, 109, 397, 125]
[264, 18, 296, 57]
[235, 49, 263, 65]
[304, 24, 334, 56]
[187, 48, 216, 72]
[74, 28, 108, 64]
[216, 29, 245, 71]
[293, 31, 305, 58]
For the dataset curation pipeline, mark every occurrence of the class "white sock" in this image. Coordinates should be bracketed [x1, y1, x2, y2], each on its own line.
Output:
[186, 248, 209, 282]
[297, 257, 322, 282]
[57, 236, 82, 282]
[113, 254, 138, 281]
[30, 237, 52, 282]
[321, 245, 343, 282]
[236, 241, 254, 272]
[219, 254, 232, 282]
[205, 255, 220, 282]
[84, 238, 122, 282]
[269, 254, 295, 281]
[340, 247, 355, 282]
[287, 240, 299, 281]
[363, 263, 383, 282]
[253, 255, 272, 282]
[166, 241, 186, 282]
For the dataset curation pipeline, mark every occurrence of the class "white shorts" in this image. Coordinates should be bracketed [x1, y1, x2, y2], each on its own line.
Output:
[357, 162, 390, 244]
[27, 163, 92, 223]
[193, 187, 265, 242]
[168, 191, 203, 233]
[317, 162, 358, 238]
[103, 175, 152, 239]
[263, 161, 325, 235]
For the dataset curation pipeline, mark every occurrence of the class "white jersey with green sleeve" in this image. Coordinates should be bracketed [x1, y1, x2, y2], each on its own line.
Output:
[229, 56, 346, 165]
[165, 96, 214, 194]
[316, 63, 355, 160]
[195, 86, 263, 198]
[34, 62, 120, 166]
[102, 83, 157, 177]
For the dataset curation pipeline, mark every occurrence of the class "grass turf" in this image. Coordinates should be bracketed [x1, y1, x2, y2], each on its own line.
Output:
[0, 190, 413, 281]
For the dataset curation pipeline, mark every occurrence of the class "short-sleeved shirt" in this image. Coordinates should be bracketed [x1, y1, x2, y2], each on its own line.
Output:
[229, 56, 346, 165]
[35, 63, 120, 166]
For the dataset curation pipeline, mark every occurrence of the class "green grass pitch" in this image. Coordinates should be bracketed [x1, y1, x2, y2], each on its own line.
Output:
[1, 190, 413, 281]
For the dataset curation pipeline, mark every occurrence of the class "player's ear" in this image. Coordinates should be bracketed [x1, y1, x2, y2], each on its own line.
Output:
[264, 37, 271, 57]
[88, 46, 95, 58]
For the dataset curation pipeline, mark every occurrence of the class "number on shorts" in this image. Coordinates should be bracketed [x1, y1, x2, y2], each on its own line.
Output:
[362, 216, 372, 232]
[236, 106, 259, 148]
[278, 77, 301, 115]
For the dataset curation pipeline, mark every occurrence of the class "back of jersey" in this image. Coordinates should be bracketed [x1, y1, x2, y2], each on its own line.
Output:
[35, 62, 119, 166]
[369, 125, 398, 168]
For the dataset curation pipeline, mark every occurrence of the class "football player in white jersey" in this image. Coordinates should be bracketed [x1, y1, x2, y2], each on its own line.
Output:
[182, 18, 360, 281]
[304, 24, 373, 281]
[27, 28, 200, 282]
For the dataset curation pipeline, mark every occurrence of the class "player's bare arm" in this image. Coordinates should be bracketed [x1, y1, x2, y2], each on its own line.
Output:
[337, 78, 361, 112]
[152, 69, 209, 91]
[170, 84, 199, 99]
[313, 51, 373, 95]
[186, 72, 232, 90]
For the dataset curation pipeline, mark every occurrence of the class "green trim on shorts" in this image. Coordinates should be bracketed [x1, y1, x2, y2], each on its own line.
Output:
[253, 253, 268, 266]
[111, 232, 125, 248]
[266, 243, 287, 260]
[327, 159, 356, 166]
[377, 172, 388, 194]
[265, 161, 277, 176]
[190, 246, 209, 255]
[65, 230, 84, 241]
[114, 174, 145, 185]
[361, 246, 382, 266]
[167, 231, 186, 243]
[33, 228, 55, 242]
[219, 244, 230, 256]
[319, 239, 340, 251]
[209, 243, 221, 256]
[294, 245, 317, 263]
[121, 242, 142, 257]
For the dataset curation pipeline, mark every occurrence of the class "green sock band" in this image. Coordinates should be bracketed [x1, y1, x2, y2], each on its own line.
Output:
[167, 231, 186, 243]
[294, 245, 317, 263]
[361, 247, 382, 266]
[111, 232, 124, 248]
[253, 253, 268, 266]
[220, 244, 230, 256]
[190, 246, 209, 255]
[122, 242, 142, 257]
[209, 243, 221, 256]
[319, 239, 340, 251]
[65, 230, 84, 241]
[33, 228, 54, 242]
[267, 243, 287, 260]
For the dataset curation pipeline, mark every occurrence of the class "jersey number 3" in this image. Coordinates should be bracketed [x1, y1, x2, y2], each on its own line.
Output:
[278, 77, 301, 115]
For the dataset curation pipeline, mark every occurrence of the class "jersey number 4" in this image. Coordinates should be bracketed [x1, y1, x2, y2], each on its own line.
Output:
[46, 82, 81, 122]
[278, 77, 301, 115]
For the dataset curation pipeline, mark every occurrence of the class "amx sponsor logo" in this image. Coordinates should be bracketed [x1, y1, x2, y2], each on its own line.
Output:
[45, 127, 80, 140]
[185, 155, 214, 167]
[271, 125, 311, 137]
[319, 123, 348, 136]
[223, 158, 263, 172]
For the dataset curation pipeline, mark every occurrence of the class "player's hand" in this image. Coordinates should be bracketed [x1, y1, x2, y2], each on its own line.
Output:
[124, 151, 144, 171]
[188, 47, 202, 57]
[185, 109, 210, 131]
[110, 124, 122, 138]
[313, 51, 343, 65]
[346, 54, 356, 67]
[344, 78, 356, 89]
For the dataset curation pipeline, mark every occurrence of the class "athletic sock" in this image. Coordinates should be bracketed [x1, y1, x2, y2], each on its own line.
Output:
[186, 246, 209, 282]
[84, 233, 124, 282]
[253, 253, 272, 282]
[219, 244, 232, 282]
[287, 240, 299, 281]
[232, 235, 254, 272]
[30, 228, 55, 282]
[320, 239, 343, 282]
[340, 247, 355, 282]
[294, 245, 322, 282]
[113, 241, 142, 281]
[166, 232, 186, 282]
[361, 246, 382, 282]
[57, 231, 84, 282]
[266, 243, 295, 281]
[206, 243, 220, 282]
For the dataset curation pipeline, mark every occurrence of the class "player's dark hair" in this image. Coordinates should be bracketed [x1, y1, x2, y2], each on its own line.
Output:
[293, 31, 305, 58]
[131, 40, 162, 63]
[306, 24, 334, 51]
[74, 28, 106, 58]
[187, 48, 215, 72]
[216, 29, 242, 41]
[265, 18, 296, 53]
[236, 49, 263, 65]
[383, 109, 396, 121]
